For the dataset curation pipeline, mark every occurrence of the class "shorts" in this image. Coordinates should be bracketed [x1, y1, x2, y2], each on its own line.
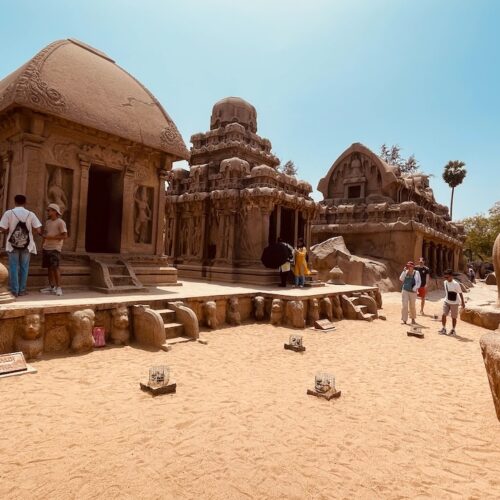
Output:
[417, 287, 426, 298]
[42, 249, 61, 269]
[443, 302, 459, 319]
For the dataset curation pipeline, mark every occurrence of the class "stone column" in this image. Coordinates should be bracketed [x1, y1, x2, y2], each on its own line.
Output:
[294, 209, 299, 246]
[276, 205, 281, 240]
[431, 243, 437, 276]
[422, 240, 429, 264]
[437, 245, 443, 276]
[413, 232, 424, 264]
[0, 150, 11, 214]
[75, 157, 91, 253]
[155, 168, 168, 256]
[23, 136, 45, 219]
[120, 166, 136, 254]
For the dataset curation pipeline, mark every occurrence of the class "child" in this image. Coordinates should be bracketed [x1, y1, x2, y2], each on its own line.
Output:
[438, 269, 465, 336]
[40, 203, 67, 296]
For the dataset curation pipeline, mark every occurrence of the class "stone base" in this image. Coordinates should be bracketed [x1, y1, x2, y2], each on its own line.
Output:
[461, 305, 500, 331]
[284, 343, 306, 352]
[307, 388, 341, 400]
[178, 264, 281, 285]
[140, 381, 177, 396]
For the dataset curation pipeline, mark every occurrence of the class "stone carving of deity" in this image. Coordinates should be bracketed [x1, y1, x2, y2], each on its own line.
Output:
[48, 167, 68, 218]
[134, 186, 152, 243]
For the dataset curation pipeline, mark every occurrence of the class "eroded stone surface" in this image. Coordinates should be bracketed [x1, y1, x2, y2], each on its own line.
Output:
[480, 332, 500, 421]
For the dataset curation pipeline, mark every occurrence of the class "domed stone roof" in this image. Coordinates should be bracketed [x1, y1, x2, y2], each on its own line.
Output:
[0, 39, 188, 159]
[210, 96, 257, 133]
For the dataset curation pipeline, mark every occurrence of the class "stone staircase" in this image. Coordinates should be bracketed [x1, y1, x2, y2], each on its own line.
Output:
[90, 257, 145, 294]
[154, 307, 193, 348]
[341, 293, 379, 321]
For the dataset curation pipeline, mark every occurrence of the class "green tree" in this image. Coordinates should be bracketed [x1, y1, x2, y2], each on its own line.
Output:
[442, 160, 467, 220]
[379, 144, 420, 176]
[279, 160, 298, 176]
[460, 202, 500, 260]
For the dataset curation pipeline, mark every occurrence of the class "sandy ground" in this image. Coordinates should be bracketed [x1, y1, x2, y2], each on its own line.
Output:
[1, 289, 500, 499]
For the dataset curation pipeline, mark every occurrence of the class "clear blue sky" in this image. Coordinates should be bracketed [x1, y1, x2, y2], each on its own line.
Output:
[1, 0, 498, 220]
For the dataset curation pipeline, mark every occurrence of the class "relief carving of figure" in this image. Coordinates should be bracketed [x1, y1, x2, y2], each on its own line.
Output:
[191, 218, 202, 258]
[111, 306, 130, 345]
[134, 186, 152, 243]
[48, 167, 68, 218]
[70, 309, 95, 353]
[165, 217, 175, 256]
[14, 313, 44, 360]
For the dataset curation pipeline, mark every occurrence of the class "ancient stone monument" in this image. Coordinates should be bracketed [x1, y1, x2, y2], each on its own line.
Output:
[70, 309, 95, 353]
[14, 313, 44, 360]
[0, 39, 187, 290]
[480, 331, 500, 421]
[110, 306, 130, 345]
[165, 96, 321, 284]
[313, 143, 464, 275]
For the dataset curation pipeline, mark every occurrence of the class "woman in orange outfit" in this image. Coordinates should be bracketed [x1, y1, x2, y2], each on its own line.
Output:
[293, 237, 310, 287]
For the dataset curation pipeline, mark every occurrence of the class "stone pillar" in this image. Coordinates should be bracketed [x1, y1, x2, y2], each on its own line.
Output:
[431, 243, 437, 277]
[23, 136, 45, 219]
[155, 168, 168, 256]
[276, 205, 281, 239]
[0, 150, 11, 214]
[437, 245, 443, 276]
[120, 165, 136, 254]
[422, 240, 429, 264]
[294, 209, 299, 246]
[75, 157, 91, 253]
[413, 232, 424, 264]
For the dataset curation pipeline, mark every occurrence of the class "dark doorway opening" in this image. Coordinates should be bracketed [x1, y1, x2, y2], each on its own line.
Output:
[280, 207, 295, 245]
[85, 165, 123, 253]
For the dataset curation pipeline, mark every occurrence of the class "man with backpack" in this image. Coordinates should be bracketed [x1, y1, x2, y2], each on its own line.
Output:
[0, 195, 42, 297]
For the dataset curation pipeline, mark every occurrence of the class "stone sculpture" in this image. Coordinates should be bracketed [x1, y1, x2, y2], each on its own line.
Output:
[169, 301, 199, 339]
[494, 233, 500, 307]
[14, 313, 44, 360]
[70, 309, 95, 353]
[328, 266, 345, 285]
[286, 300, 305, 328]
[204, 301, 218, 329]
[110, 306, 130, 345]
[253, 295, 265, 321]
[131, 305, 166, 348]
[227, 297, 241, 325]
[270, 299, 283, 326]
[47, 167, 69, 218]
[320, 297, 333, 321]
[332, 295, 343, 320]
[479, 331, 500, 421]
[308, 298, 320, 325]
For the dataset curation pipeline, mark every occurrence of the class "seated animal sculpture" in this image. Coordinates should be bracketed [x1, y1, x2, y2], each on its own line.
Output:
[308, 298, 320, 325]
[253, 295, 265, 321]
[111, 306, 130, 345]
[14, 313, 44, 360]
[286, 300, 305, 328]
[227, 297, 241, 325]
[270, 299, 283, 326]
[70, 309, 95, 353]
[204, 301, 218, 329]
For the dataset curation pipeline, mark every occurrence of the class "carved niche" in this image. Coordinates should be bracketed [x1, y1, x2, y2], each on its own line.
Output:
[134, 185, 154, 244]
[46, 165, 73, 228]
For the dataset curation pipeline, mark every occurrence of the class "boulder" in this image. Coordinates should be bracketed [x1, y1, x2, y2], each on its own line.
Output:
[486, 272, 497, 286]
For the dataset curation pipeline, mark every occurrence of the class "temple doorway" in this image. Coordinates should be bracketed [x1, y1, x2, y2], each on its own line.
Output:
[280, 207, 295, 245]
[85, 165, 123, 253]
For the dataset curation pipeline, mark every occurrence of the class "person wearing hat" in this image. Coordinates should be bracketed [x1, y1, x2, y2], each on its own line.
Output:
[40, 203, 67, 296]
[399, 261, 421, 325]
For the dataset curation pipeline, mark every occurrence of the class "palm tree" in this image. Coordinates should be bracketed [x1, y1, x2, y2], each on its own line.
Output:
[442, 160, 467, 220]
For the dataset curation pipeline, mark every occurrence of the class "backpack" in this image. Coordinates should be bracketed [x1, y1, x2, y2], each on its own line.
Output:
[8, 211, 31, 250]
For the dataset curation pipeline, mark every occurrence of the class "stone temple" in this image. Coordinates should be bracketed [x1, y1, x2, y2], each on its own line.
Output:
[0, 39, 188, 291]
[166, 96, 320, 284]
[313, 142, 465, 275]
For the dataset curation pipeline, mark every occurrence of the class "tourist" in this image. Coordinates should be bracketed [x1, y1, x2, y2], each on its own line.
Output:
[0, 194, 43, 297]
[438, 269, 465, 336]
[277, 237, 294, 287]
[293, 237, 310, 288]
[40, 203, 67, 296]
[468, 265, 476, 283]
[415, 257, 430, 315]
[399, 261, 421, 325]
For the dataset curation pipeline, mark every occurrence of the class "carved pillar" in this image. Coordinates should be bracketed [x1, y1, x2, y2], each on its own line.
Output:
[75, 157, 91, 253]
[23, 136, 45, 219]
[422, 240, 429, 264]
[413, 232, 424, 264]
[0, 150, 12, 215]
[437, 245, 443, 276]
[276, 205, 282, 239]
[120, 165, 136, 254]
[430, 243, 437, 277]
[260, 200, 273, 251]
[155, 168, 168, 256]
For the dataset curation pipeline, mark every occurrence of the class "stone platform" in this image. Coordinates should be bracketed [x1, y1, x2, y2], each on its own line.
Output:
[460, 282, 500, 331]
[0, 280, 382, 360]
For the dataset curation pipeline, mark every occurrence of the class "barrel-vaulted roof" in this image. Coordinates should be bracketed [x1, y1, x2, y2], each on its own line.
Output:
[0, 39, 188, 160]
[317, 142, 400, 197]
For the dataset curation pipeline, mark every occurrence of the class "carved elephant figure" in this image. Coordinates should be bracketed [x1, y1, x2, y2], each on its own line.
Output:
[227, 297, 241, 325]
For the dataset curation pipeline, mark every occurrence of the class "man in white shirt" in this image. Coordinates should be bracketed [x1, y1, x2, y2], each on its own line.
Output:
[0, 194, 42, 297]
[438, 269, 466, 336]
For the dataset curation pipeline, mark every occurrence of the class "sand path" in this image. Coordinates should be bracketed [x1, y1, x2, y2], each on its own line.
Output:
[1, 293, 499, 499]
